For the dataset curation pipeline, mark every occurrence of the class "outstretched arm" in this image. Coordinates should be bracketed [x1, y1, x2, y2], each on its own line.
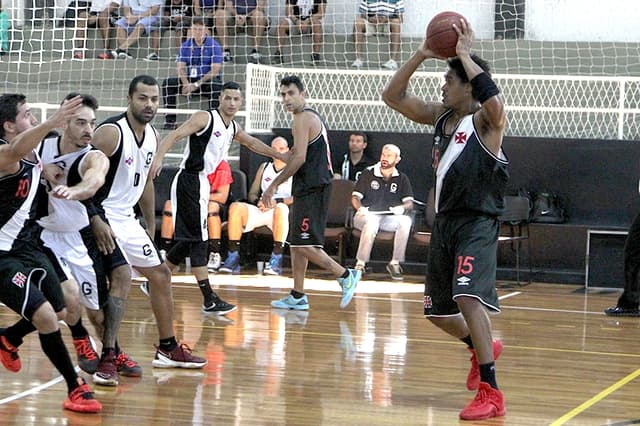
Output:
[149, 110, 210, 178]
[235, 127, 288, 161]
[51, 150, 109, 200]
[0, 96, 84, 173]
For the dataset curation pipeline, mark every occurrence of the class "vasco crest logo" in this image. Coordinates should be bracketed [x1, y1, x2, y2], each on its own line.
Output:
[455, 131, 467, 144]
[125, 156, 134, 165]
[214, 131, 222, 137]
[12, 272, 27, 288]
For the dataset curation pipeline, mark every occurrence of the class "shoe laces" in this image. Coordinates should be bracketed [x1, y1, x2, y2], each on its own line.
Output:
[71, 382, 96, 401]
[74, 338, 97, 360]
[0, 336, 18, 354]
[175, 342, 195, 356]
[115, 352, 136, 368]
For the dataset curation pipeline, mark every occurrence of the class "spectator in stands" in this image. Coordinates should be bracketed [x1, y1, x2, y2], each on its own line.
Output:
[205, 160, 233, 272]
[0, 6, 10, 55]
[64, 0, 121, 60]
[352, 0, 404, 70]
[110, 0, 163, 60]
[604, 214, 640, 317]
[215, 0, 267, 64]
[333, 131, 376, 182]
[31, 0, 55, 27]
[351, 144, 413, 280]
[272, 0, 326, 65]
[161, 16, 223, 130]
[163, 0, 194, 49]
[219, 136, 293, 275]
[193, 0, 221, 32]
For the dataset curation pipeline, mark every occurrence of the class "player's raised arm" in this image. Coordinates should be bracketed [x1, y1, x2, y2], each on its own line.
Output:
[382, 40, 445, 126]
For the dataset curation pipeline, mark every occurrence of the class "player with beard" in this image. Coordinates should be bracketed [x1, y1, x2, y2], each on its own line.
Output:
[87, 75, 207, 387]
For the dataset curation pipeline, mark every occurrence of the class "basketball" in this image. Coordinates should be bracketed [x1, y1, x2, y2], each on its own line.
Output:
[426, 11, 467, 58]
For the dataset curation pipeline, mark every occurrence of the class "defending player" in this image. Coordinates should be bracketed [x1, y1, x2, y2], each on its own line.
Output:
[149, 81, 286, 314]
[262, 75, 360, 311]
[0, 93, 102, 413]
[36, 93, 142, 379]
[87, 75, 207, 387]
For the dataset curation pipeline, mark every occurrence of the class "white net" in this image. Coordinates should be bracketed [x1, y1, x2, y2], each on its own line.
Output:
[0, 0, 638, 140]
[245, 65, 640, 140]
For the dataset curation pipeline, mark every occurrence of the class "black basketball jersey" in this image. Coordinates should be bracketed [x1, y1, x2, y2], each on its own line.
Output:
[432, 109, 509, 216]
[292, 107, 333, 196]
[0, 139, 42, 251]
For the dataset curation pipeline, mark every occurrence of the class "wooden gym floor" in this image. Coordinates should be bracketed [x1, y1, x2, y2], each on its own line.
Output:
[1, 270, 639, 425]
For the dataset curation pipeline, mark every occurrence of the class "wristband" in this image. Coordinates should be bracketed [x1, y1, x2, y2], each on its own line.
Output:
[81, 198, 101, 218]
[470, 72, 500, 104]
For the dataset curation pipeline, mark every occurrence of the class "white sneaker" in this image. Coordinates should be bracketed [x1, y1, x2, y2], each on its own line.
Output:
[207, 252, 221, 272]
[144, 52, 159, 61]
[382, 59, 398, 70]
[249, 50, 261, 63]
[351, 58, 364, 68]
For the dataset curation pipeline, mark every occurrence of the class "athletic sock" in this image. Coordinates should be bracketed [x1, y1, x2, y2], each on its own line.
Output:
[273, 242, 284, 255]
[39, 330, 79, 392]
[5, 319, 36, 347]
[228, 240, 240, 252]
[159, 336, 178, 352]
[67, 318, 89, 340]
[198, 278, 215, 299]
[291, 289, 305, 299]
[209, 239, 221, 254]
[461, 335, 474, 349]
[479, 362, 498, 389]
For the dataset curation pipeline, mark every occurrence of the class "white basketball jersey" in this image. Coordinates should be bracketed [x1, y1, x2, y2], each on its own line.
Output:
[261, 162, 293, 199]
[179, 110, 237, 176]
[37, 135, 92, 232]
[95, 113, 157, 218]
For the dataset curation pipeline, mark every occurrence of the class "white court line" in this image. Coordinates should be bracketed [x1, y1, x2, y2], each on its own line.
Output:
[0, 366, 79, 405]
[499, 291, 522, 300]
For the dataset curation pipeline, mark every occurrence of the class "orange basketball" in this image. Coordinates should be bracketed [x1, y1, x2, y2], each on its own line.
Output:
[426, 11, 467, 58]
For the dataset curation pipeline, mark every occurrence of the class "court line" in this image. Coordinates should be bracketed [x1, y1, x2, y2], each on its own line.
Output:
[0, 366, 80, 406]
[550, 367, 640, 426]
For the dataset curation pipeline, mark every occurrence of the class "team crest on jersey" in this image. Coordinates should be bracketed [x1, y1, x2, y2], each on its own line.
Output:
[370, 180, 380, 190]
[125, 156, 134, 165]
[455, 131, 468, 144]
[214, 131, 222, 137]
[12, 271, 27, 288]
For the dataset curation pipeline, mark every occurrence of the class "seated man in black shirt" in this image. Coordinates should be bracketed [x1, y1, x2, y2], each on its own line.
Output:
[351, 144, 414, 280]
[333, 131, 375, 182]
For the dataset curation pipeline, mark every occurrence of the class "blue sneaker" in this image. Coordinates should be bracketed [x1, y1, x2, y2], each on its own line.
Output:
[219, 251, 241, 274]
[337, 269, 361, 308]
[263, 253, 283, 275]
[271, 294, 309, 310]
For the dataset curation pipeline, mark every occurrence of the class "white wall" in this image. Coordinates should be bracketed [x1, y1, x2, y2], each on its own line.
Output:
[266, 0, 640, 42]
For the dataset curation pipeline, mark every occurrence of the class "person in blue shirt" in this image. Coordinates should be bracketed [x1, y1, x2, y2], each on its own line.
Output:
[161, 16, 223, 130]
